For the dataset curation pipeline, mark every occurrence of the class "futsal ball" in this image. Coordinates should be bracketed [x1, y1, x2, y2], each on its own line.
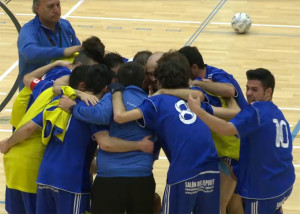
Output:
[231, 12, 252, 34]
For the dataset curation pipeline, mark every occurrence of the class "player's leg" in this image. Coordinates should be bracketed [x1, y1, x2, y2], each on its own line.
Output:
[91, 176, 126, 213]
[126, 175, 155, 214]
[227, 193, 244, 214]
[5, 187, 36, 214]
[219, 159, 237, 214]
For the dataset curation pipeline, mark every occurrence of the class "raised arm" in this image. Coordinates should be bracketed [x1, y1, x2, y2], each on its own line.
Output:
[153, 88, 205, 101]
[94, 131, 154, 153]
[53, 75, 99, 106]
[188, 94, 237, 136]
[112, 91, 143, 124]
[211, 97, 241, 119]
[190, 80, 235, 98]
[0, 121, 40, 154]
[23, 60, 72, 89]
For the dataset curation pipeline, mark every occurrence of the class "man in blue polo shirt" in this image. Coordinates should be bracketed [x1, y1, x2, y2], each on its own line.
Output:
[18, 0, 81, 89]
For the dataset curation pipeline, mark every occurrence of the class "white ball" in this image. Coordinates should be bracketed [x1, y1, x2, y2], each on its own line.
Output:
[231, 12, 252, 34]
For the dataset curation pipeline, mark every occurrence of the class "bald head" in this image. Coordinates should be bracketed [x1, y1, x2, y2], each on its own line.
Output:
[146, 51, 164, 75]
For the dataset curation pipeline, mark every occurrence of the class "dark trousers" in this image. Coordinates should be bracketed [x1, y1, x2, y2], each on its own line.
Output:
[91, 175, 155, 214]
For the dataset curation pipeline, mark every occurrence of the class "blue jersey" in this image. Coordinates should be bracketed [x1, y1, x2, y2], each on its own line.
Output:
[28, 66, 71, 107]
[137, 94, 219, 184]
[33, 99, 102, 194]
[18, 15, 80, 89]
[73, 86, 155, 177]
[203, 65, 248, 109]
[230, 101, 295, 199]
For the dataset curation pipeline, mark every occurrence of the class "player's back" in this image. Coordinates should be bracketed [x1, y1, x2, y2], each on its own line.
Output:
[138, 94, 219, 184]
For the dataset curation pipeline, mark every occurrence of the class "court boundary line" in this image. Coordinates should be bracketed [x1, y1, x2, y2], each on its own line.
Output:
[185, 0, 227, 46]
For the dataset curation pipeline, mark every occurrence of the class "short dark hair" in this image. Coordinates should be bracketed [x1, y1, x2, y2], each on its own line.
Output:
[73, 36, 105, 65]
[69, 64, 115, 94]
[117, 62, 145, 88]
[103, 52, 124, 70]
[179, 46, 205, 69]
[133, 50, 152, 67]
[156, 51, 190, 89]
[32, 0, 40, 14]
[246, 68, 275, 95]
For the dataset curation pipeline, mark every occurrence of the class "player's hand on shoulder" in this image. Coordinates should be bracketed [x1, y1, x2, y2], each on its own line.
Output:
[139, 136, 154, 154]
[59, 95, 76, 112]
[78, 92, 99, 106]
[64, 45, 82, 57]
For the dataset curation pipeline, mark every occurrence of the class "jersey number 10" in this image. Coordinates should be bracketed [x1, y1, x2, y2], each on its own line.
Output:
[273, 118, 289, 148]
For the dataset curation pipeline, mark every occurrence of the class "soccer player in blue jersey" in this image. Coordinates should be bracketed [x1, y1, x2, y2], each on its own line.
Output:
[188, 68, 295, 214]
[180, 46, 247, 214]
[111, 51, 221, 214]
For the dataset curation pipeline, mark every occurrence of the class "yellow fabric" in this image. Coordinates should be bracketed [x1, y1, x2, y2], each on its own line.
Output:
[10, 87, 32, 128]
[4, 131, 45, 193]
[207, 94, 240, 160]
[4, 86, 73, 193]
[16, 87, 57, 130]
[51, 52, 78, 63]
[42, 86, 76, 145]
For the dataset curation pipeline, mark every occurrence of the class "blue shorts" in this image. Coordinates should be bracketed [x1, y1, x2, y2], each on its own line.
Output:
[162, 172, 220, 214]
[36, 184, 91, 214]
[5, 186, 37, 214]
[244, 187, 293, 214]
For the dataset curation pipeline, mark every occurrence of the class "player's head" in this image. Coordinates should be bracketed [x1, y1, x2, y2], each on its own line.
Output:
[156, 51, 190, 89]
[103, 52, 125, 74]
[69, 64, 115, 96]
[144, 51, 163, 93]
[179, 46, 205, 79]
[73, 36, 105, 66]
[117, 62, 145, 88]
[133, 50, 152, 69]
[33, 0, 61, 26]
[246, 68, 275, 103]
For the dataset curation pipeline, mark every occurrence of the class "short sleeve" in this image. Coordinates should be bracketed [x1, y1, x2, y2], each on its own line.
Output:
[230, 105, 260, 138]
[136, 98, 158, 130]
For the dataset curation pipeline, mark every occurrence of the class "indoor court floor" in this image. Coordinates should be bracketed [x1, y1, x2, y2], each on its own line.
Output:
[0, 0, 299, 213]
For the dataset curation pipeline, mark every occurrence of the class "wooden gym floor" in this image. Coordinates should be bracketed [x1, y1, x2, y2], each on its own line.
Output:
[0, 0, 299, 213]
